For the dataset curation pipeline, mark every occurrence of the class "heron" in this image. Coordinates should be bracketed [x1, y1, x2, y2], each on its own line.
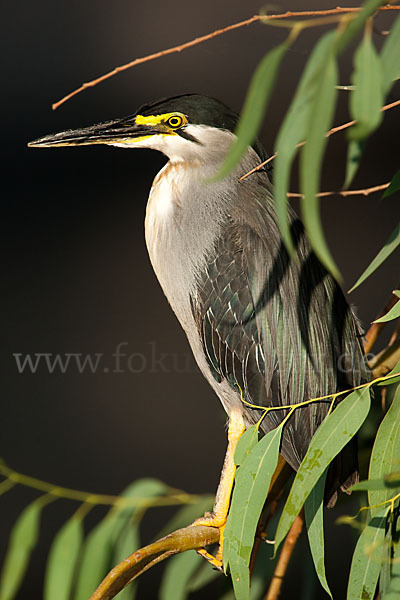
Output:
[29, 94, 368, 568]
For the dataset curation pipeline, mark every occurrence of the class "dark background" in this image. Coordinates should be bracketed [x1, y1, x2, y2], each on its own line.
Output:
[2, 1, 399, 598]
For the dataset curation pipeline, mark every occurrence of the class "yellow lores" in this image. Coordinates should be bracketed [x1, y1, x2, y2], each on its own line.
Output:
[135, 112, 188, 131]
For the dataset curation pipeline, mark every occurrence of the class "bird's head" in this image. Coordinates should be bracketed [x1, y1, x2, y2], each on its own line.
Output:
[28, 94, 268, 167]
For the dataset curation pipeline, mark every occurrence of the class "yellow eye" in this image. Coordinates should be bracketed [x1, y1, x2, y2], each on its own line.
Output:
[167, 115, 184, 129]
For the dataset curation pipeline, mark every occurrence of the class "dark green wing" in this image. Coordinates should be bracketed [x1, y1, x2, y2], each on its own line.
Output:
[190, 188, 368, 497]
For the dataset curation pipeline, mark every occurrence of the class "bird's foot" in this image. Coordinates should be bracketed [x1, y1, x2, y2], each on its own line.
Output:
[192, 513, 225, 571]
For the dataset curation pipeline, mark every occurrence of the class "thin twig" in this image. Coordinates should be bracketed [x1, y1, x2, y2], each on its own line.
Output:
[52, 5, 400, 110]
[286, 182, 390, 199]
[0, 458, 200, 508]
[265, 509, 305, 600]
[240, 99, 400, 181]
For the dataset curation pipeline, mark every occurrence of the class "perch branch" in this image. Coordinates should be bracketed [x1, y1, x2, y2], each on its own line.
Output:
[88, 525, 220, 600]
[52, 5, 400, 110]
[89, 455, 293, 600]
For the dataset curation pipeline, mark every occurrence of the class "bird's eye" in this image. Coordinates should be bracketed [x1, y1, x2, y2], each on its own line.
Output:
[167, 115, 184, 129]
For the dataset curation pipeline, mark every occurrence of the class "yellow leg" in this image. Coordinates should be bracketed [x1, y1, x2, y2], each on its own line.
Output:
[192, 410, 245, 569]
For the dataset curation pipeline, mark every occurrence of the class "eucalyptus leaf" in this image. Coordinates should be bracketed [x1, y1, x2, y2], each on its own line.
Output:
[275, 387, 371, 553]
[73, 515, 117, 600]
[347, 510, 387, 600]
[383, 170, 400, 199]
[380, 15, 400, 95]
[348, 29, 384, 141]
[304, 469, 332, 598]
[223, 425, 282, 600]
[234, 425, 260, 466]
[274, 31, 337, 255]
[74, 479, 168, 600]
[368, 385, 400, 516]
[156, 496, 214, 541]
[348, 222, 400, 292]
[186, 560, 220, 593]
[352, 477, 400, 492]
[375, 361, 400, 387]
[159, 551, 203, 600]
[44, 513, 84, 600]
[0, 496, 52, 600]
[299, 44, 339, 280]
[112, 523, 139, 600]
[373, 294, 400, 323]
[217, 42, 288, 179]
[336, 0, 387, 52]
[345, 139, 364, 190]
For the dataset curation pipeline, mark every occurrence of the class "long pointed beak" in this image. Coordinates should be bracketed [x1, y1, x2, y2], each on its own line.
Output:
[28, 115, 157, 148]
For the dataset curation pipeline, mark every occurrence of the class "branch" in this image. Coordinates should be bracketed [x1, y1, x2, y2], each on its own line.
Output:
[0, 458, 198, 508]
[364, 283, 400, 353]
[52, 5, 400, 110]
[88, 525, 220, 600]
[265, 509, 305, 600]
[286, 182, 390, 199]
[369, 341, 400, 379]
[89, 455, 293, 600]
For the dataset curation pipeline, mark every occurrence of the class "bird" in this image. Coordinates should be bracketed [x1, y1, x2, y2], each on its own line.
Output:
[29, 93, 369, 567]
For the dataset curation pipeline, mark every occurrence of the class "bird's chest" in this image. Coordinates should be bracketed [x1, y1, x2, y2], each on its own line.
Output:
[144, 161, 211, 329]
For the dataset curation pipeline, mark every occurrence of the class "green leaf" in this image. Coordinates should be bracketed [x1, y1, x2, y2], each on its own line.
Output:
[217, 42, 288, 179]
[382, 511, 400, 599]
[380, 15, 400, 95]
[223, 425, 282, 600]
[186, 560, 220, 593]
[304, 469, 332, 598]
[159, 551, 203, 600]
[352, 477, 400, 492]
[383, 170, 400, 199]
[274, 31, 337, 254]
[373, 294, 400, 323]
[73, 515, 116, 600]
[299, 45, 340, 280]
[74, 479, 168, 600]
[347, 510, 387, 600]
[156, 496, 214, 541]
[336, 0, 387, 53]
[275, 387, 371, 553]
[348, 222, 400, 292]
[0, 496, 52, 600]
[345, 139, 364, 189]
[348, 28, 384, 142]
[112, 523, 139, 600]
[375, 361, 400, 387]
[234, 425, 259, 466]
[368, 385, 400, 516]
[44, 513, 84, 600]
[379, 512, 393, 598]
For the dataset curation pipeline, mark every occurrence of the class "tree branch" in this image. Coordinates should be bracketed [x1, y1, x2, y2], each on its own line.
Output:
[364, 284, 400, 354]
[286, 182, 390, 199]
[52, 5, 400, 110]
[88, 525, 220, 600]
[265, 509, 305, 600]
